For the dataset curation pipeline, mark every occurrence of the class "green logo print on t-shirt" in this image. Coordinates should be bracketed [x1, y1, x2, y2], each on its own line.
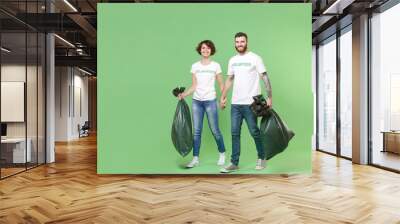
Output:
[232, 62, 252, 67]
[197, 70, 215, 74]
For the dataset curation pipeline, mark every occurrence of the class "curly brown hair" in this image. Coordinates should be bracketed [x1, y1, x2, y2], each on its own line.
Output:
[196, 40, 216, 56]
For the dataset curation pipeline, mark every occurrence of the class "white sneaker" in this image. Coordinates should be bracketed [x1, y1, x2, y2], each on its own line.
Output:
[255, 159, 266, 170]
[220, 163, 239, 173]
[217, 153, 225, 166]
[186, 157, 199, 168]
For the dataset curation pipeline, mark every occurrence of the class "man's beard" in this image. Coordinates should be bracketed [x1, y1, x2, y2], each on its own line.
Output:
[235, 45, 247, 53]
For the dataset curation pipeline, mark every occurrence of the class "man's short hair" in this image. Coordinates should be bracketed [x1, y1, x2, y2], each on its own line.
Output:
[234, 32, 248, 40]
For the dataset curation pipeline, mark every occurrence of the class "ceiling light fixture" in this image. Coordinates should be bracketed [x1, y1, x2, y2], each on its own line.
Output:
[322, 0, 347, 14]
[63, 0, 78, 12]
[1, 47, 11, 53]
[54, 34, 75, 48]
[78, 67, 93, 76]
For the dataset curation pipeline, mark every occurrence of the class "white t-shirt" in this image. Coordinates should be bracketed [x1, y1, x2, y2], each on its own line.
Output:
[227, 51, 266, 105]
[190, 61, 222, 101]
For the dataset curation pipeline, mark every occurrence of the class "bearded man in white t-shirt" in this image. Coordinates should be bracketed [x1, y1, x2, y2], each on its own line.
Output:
[220, 32, 273, 173]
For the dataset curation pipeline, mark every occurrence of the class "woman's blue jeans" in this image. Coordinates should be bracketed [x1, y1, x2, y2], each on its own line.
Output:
[192, 99, 226, 157]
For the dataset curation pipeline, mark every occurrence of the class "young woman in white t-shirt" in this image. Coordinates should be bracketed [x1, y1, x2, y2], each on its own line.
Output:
[177, 40, 226, 168]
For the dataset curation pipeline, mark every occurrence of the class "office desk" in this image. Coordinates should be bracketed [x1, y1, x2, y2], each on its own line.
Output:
[1, 138, 32, 163]
[381, 131, 400, 154]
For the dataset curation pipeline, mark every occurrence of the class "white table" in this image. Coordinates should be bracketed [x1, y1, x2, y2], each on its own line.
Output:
[1, 138, 32, 163]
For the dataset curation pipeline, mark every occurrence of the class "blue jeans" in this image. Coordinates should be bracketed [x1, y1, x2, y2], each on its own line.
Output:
[192, 99, 226, 157]
[231, 104, 265, 166]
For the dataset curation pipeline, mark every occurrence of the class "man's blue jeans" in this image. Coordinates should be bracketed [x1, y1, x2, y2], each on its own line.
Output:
[230, 104, 265, 166]
[192, 99, 226, 157]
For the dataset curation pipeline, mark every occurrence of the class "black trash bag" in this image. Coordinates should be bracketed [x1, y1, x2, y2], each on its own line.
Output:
[251, 95, 295, 160]
[172, 87, 186, 97]
[250, 95, 270, 117]
[171, 87, 193, 157]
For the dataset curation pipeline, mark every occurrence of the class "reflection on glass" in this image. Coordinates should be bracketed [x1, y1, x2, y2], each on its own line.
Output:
[0, 1, 47, 179]
[318, 36, 337, 154]
[1, 32, 27, 177]
[340, 28, 352, 158]
[371, 3, 400, 171]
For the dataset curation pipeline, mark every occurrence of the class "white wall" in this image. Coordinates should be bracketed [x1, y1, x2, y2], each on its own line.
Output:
[1, 66, 26, 134]
[55, 67, 89, 141]
[55, 66, 70, 141]
[1, 65, 41, 137]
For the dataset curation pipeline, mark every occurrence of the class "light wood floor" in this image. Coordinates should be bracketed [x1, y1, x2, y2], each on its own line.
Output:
[1, 135, 400, 224]
[1, 163, 44, 178]
[1, 167, 26, 178]
[373, 151, 400, 171]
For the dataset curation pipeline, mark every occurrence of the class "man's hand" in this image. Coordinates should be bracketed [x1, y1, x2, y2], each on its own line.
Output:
[266, 97, 272, 108]
[178, 93, 184, 100]
[220, 97, 227, 109]
[261, 72, 272, 106]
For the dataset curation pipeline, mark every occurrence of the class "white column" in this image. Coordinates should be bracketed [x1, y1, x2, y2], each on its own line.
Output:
[352, 14, 369, 164]
[45, 1, 55, 163]
[46, 33, 55, 163]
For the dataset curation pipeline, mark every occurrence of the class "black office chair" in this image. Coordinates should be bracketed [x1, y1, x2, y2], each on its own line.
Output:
[79, 121, 90, 138]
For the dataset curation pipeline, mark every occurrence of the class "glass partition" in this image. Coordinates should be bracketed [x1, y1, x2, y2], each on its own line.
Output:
[317, 35, 337, 155]
[371, 3, 400, 171]
[339, 27, 352, 158]
[0, 1, 46, 179]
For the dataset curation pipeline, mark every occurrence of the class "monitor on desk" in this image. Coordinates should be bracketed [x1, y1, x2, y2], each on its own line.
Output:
[1, 123, 7, 138]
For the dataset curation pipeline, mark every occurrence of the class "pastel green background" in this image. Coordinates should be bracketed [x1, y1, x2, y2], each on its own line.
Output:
[98, 3, 312, 174]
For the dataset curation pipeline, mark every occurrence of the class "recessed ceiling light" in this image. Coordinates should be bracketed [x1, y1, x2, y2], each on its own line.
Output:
[1, 47, 11, 53]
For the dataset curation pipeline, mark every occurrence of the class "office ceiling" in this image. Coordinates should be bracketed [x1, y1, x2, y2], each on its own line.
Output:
[0, 0, 394, 75]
